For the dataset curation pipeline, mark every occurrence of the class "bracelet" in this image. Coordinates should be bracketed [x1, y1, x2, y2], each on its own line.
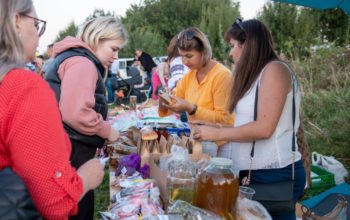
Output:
[189, 104, 198, 115]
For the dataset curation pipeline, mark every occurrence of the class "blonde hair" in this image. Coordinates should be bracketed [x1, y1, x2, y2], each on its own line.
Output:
[0, 0, 33, 82]
[77, 16, 127, 51]
[175, 27, 212, 66]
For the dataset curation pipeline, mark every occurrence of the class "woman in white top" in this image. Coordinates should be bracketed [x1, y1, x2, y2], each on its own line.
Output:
[191, 19, 306, 220]
[166, 34, 189, 90]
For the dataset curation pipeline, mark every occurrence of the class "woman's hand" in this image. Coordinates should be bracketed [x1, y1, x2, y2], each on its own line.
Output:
[77, 158, 104, 192]
[193, 125, 220, 142]
[107, 128, 120, 143]
[163, 95, 194, 114]
[189, 120, 218, 127]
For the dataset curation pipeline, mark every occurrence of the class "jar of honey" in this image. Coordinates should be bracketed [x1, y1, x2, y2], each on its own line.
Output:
[196, 157, 239, 220]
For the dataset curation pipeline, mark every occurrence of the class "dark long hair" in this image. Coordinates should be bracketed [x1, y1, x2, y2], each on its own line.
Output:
[225, 19, 279, 113]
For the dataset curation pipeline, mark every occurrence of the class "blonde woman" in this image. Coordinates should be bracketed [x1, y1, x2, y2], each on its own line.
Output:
[45, 17, 127, 220]
[0, 0, 105, 219]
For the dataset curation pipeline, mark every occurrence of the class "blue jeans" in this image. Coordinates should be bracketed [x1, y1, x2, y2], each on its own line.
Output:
[240, 160, 306, 220]
[107, 75, 116, 103]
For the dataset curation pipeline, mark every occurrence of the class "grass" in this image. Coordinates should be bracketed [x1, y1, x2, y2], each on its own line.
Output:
[94, 164, 110, 220]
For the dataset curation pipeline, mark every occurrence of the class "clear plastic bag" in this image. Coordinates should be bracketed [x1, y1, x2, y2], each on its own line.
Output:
[235, 198, 272, 220]
[167, 200, 224, 220]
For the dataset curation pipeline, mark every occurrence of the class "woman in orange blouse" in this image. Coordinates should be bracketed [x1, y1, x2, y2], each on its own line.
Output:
[159, 27, 234, 126]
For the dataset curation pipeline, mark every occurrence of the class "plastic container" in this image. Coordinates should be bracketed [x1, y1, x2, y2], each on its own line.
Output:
[166, 145, 198, 205]
[308, 165, 335, 196]
[202, 142, 218, 157]
[196, 157, 239, 220]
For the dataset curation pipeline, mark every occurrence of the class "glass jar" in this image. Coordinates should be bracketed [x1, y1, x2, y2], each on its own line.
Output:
[129, 95, 137, 110]
[196, 157, 239, 220]
[166, 146, 198, 205]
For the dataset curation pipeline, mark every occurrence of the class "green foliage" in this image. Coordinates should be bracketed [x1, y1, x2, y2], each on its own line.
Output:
[85, 8, 116, 22]
[54, 21, 78, 43]
[287, 44, 350, 180]
[315, 8, 349, 46]
[258, 2, 350, 57]
[94, 165, 110, 220]
[120, 0, 240, 58]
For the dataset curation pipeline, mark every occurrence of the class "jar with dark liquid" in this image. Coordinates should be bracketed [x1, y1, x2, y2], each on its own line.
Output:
[157, 127, 168, 142]
[196, 157, 239, 220]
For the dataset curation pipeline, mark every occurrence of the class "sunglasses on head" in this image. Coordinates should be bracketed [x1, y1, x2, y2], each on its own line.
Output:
[177, 30, 196, 41]
[232, 18, 245, 31]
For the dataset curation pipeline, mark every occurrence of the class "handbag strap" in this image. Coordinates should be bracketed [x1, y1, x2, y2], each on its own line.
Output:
[246, 68, 296, 185]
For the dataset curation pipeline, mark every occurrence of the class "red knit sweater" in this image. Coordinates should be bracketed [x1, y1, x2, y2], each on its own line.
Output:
[0, 69, 83, 220]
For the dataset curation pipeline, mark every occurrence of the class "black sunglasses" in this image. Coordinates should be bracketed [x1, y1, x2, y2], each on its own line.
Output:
[21, 14, 47, 37]
[177, 30, 197, 41]
[232, 18, 245, 31]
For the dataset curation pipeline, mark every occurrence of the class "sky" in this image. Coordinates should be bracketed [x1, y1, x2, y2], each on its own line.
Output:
[33, 0, 267, 54]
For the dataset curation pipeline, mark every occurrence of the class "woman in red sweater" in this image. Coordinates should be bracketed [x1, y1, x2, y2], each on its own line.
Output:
[0, 0, 104, 219]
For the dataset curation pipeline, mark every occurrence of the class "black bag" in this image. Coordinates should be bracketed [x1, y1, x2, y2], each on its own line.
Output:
[245, 72, 297, 215]
[0, 167, 42, 220]
[250, 180, 295, 214]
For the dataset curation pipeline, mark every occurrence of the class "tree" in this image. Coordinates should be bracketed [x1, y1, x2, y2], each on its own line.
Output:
[84, 8, 115, 22]
[54, 21, 78, 42]
[120, 0, 240, 59]
[258, 2, 349, 57]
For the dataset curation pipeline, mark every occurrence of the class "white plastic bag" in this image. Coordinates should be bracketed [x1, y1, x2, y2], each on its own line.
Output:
[312, 152, 348, 185]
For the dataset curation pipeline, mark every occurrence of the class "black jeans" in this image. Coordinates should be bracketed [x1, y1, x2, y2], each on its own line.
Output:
[68, 140, 97, 220]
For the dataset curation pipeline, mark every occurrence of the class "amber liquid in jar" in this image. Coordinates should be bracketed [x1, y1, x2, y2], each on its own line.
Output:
[196, 158, 239, 220]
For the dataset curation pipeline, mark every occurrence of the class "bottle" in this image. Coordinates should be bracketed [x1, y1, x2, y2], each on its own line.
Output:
[196, 157, 239, 220]
[166, 145, 198, 205]
[129, 95, 137, 110]
[157, 127, 168, 142]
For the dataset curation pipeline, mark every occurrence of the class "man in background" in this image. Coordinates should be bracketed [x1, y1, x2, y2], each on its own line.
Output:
[41, 44, 54, 78]
[135, 49, 156, 97]
[135, 49, 156, 82]
[107, 58, 120, 104]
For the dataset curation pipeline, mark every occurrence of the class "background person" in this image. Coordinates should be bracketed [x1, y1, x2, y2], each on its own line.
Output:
[35, 54, 44, 75]
[0, 0, 104, 219]
[45, 16, 127, 220]
[135, 49, 156, 97]
[40, 43, 54, 77]
[166, 34, 190, 90]
[107, 58, 119, 104]
[192, 19, 306, 219]
[159, 27, 234, 129]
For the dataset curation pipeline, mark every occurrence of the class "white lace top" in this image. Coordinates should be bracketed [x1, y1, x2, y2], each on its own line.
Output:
[226, 61, 302, 171]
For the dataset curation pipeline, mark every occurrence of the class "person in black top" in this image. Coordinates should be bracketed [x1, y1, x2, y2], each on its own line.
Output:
[135, 49, 156, 80]
[135, 49, 156, 97]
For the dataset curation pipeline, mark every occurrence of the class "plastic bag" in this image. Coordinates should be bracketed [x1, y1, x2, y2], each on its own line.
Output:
[312, 152, 348, 185]
[235, 198, 272, 220]
[167, 200, 224, 220]
[101, 177, 164, 220]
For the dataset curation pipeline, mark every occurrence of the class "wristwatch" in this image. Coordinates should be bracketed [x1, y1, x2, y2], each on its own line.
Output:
[189, 104, 198, 115]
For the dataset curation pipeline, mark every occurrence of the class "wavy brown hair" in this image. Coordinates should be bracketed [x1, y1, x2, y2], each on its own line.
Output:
[225, 19, 279, 113]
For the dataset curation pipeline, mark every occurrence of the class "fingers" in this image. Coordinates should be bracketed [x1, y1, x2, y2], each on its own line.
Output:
[188, 120, 206, 125]
[107, 128, 120, 143]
